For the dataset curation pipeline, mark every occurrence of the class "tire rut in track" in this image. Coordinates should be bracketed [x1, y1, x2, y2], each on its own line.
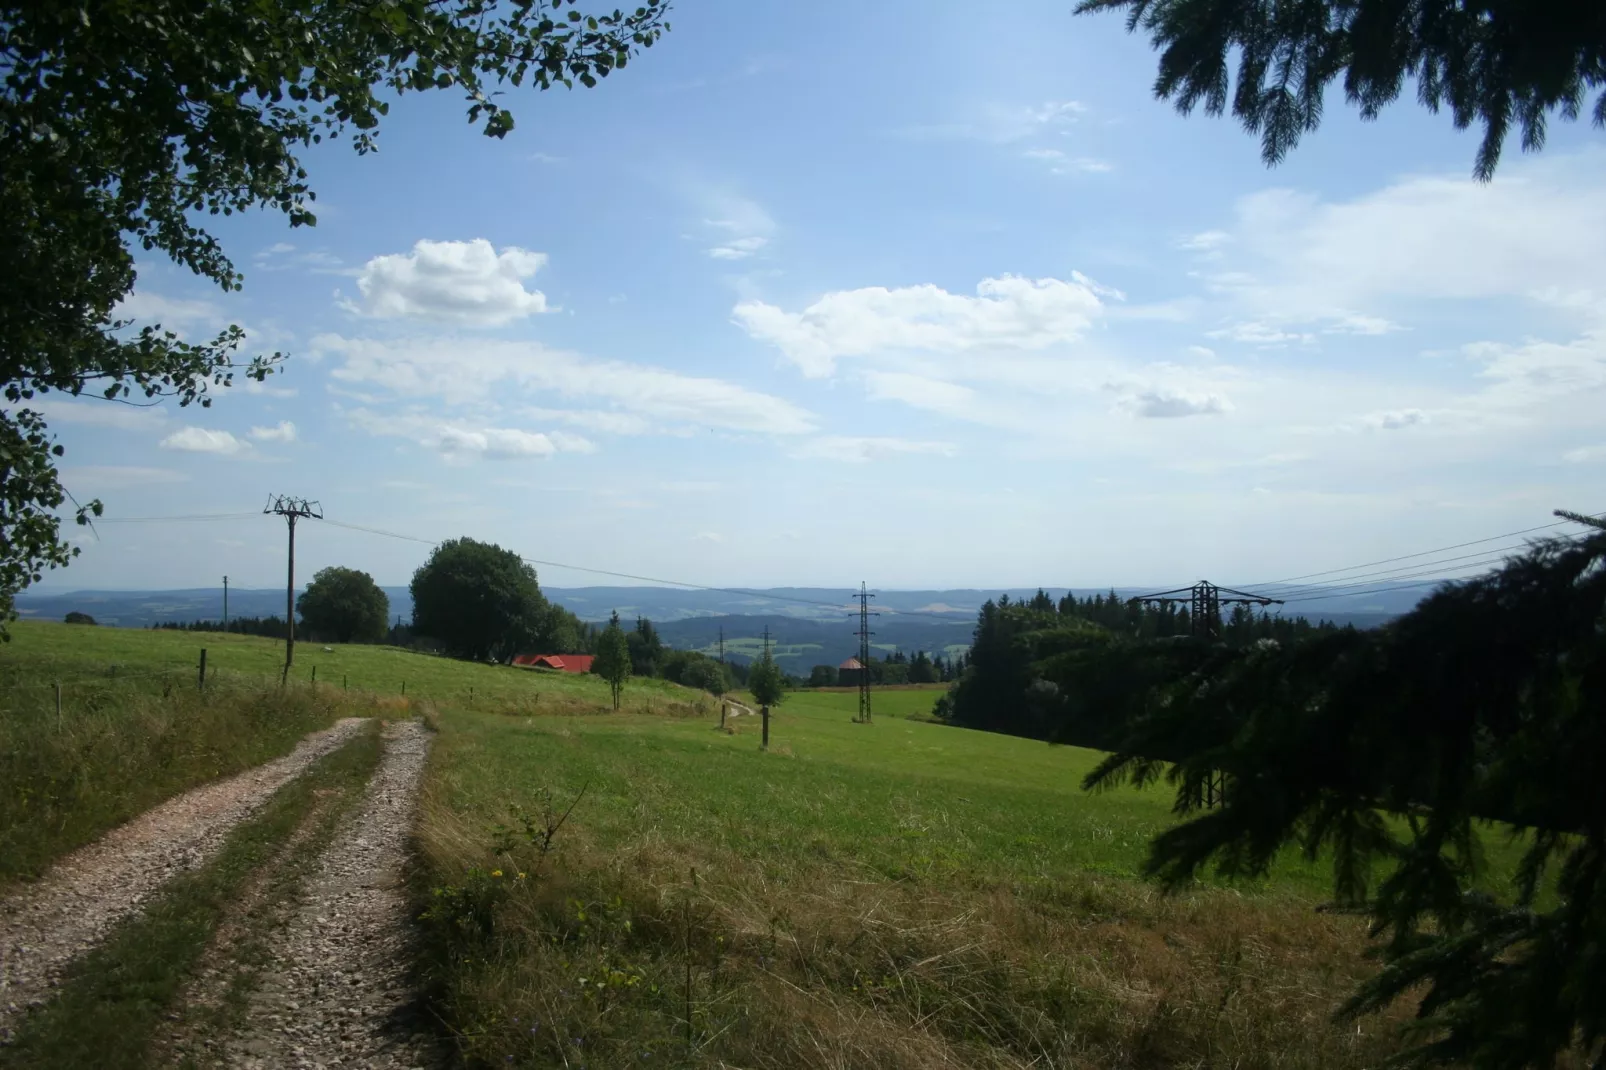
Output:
[0, 716, 371, 1041]
[222, 718, 438, 1069]
[150, 782, 346, 1067]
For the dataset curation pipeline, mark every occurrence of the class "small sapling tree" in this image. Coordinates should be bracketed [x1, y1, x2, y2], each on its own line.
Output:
[593, 611, 631, 711]
[749, 647, 785, 750]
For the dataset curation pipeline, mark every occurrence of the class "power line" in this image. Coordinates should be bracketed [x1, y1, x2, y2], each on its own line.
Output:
[92, 512, 260, 523]
[319, 517, 867, 616]
[1264, 534, 1592, 601]
[1265, 533, 1593, 600]
[1237, 513, 1603, 589]
[75, 508, 962, 621]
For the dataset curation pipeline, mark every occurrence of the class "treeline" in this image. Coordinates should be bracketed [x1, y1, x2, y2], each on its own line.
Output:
[936, 590, 1340, 748]
[150, 615, 421, 646]
[805, 649, 966, 687]
[619, 616, 739, 692]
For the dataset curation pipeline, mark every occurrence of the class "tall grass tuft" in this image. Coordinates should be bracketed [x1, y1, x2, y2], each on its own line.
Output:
[0, 672, 361, 887]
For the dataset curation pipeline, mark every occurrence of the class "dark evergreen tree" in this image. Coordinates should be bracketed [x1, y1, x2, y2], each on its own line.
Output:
[592, 611, 631, 711]
[627, 616, 664, 676]
[1076, 0, 1604, 179]
[1086, 532, 1606, 1067]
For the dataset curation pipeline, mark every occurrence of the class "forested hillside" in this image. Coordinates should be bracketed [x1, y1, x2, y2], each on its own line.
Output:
[938, 589, 1341, 748]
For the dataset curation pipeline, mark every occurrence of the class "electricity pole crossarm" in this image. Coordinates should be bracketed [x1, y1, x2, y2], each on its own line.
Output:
[264, 495, 323, 683]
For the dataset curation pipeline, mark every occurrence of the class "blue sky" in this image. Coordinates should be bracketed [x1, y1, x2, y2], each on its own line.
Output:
[38, 0, 1606, 594]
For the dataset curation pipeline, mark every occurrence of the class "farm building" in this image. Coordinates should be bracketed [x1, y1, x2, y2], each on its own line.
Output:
[837, 656, 866, 687]
[512, 654, 596, 674]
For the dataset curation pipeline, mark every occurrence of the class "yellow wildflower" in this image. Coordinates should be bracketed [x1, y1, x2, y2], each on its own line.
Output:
[491, 869, 503, 878]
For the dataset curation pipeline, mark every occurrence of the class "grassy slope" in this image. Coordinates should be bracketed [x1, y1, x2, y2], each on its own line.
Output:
[1, 623, 1533, 1067]
[415, 682, 1536, 1067]
[5, 620, 701, 711]
[1, 624, 358, 886]
[0, 621, 708, 886]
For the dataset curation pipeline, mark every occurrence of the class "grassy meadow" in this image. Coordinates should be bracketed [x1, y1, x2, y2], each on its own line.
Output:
[416, 686, 1463, 1067]
[0, 620, 1533, 1067]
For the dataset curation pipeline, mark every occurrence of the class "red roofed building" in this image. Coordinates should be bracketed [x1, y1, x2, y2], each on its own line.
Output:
[838, 656, 866, 687]
[513, 654, 596, 674]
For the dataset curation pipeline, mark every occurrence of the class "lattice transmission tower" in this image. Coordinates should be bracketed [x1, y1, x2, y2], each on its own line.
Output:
[1133, 580, 1282, 808]
[1134, 580, 1283, 640]
[854, 582, 876, 724]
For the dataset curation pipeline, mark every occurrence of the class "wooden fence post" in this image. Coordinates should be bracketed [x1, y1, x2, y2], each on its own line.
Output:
[401, 680, 406, 696]
[761, 705, 770, 749]
[198, 649, 207, 691]
[55, 682, 62, 726]
[311, 664, 317, 684]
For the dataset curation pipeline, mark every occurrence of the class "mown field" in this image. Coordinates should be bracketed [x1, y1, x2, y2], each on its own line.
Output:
[1, 621, 1532, 1068]
[787, 685, 949, 721]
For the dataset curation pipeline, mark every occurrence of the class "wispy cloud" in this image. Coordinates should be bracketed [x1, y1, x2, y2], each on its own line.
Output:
[248, 420, 298, 443]
[794, 436, 958, 463]
[700, 192, 775, 261]
[319, 334, 817, 437]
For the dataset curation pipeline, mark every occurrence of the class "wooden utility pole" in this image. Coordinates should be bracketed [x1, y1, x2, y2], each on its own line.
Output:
[222, 575, 229, 629]
[264, 495, 322, 685]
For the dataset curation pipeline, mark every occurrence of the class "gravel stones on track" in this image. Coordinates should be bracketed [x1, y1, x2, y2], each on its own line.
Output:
[0, 716, 372, 1041]
[224, 718, 437, 1069]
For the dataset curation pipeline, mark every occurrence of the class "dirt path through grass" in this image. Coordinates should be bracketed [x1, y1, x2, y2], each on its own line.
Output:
[221, 719, 437, 1069]
[0, 717, 370, 1039]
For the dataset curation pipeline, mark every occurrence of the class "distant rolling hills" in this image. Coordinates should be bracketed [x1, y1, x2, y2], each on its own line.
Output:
[15, 583, 1411, 674]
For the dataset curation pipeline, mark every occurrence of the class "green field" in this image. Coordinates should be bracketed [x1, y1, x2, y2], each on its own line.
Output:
[0, 621, 1521, 1067]
[787, 684, 949, 720]
[694, 639, 822, 662]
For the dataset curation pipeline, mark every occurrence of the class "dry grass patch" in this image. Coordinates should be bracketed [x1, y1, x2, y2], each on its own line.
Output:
[417, 791, 1411, 1069]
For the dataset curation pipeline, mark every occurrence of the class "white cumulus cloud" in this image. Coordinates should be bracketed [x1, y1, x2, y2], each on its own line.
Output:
[347, 239, 550, 326]
[159, 427, 249, 455]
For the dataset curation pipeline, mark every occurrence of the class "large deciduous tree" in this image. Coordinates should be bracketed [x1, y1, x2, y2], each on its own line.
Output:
[1076, 0, 1605, 179]
[0, 0, 669, 626]
[410, 537, 555, 663]
[296, 566, 388, 643]
[1086, 531, 1606, 1066]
